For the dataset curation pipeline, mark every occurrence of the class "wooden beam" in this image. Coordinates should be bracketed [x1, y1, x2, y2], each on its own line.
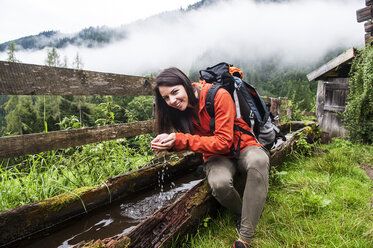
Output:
[357, 5, 373, 23]
[307, 48, 355, 81]
[364, 21, 373, 33]
[325, 82, 349, 90]
[324, 105, 346, 112]
[366, 32, 373, 44]
[0, 120, 154, 158]
[0, 61, 155, 96]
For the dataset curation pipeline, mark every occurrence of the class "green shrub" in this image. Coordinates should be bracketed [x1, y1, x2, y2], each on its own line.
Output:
[343, 45, 373, 144]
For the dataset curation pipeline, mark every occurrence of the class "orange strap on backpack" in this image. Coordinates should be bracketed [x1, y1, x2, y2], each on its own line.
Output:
[229, 66, 243, 79]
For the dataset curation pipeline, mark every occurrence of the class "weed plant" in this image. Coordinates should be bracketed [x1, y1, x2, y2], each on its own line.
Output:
[179, 139, 373, 247]
[0, 134, 154, 212]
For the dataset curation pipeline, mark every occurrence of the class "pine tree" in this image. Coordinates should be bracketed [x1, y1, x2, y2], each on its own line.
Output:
[4, 43, 24, 134]
[44, 47, 62, 127]
[45, 47, 61, 67]
[7, 42, 20, 62]
[72, 52, 84, 69]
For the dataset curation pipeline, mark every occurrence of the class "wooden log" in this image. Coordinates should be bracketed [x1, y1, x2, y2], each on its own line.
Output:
[0, 61, 155, 96]
[270, 122, 320, 167]
[277, 121, 308, 134]
[0, 151, 203, 247]
[74, 122, 321, 248]
[364, 20, 373, 33]
[357, 5, 373, 23]
[0, 120, 154, 158]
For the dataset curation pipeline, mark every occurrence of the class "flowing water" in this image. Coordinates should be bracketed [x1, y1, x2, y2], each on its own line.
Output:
[16, 174, 202, 248]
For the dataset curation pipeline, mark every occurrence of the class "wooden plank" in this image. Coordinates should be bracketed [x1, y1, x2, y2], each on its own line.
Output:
[315, 81, 325, 127]
[366, 32, 373, 44]
[364, 21, 373, 33]
[307, 48, 355, 81]
[325, 82, 349, 90]
[0, 61, 155, 96]
[357, 5, 373, 23]
[0, 120, 155, 158]
[324, 105, 345, 112]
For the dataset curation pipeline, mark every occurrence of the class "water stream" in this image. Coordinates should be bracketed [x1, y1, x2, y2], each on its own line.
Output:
[17, 174, 202, 248]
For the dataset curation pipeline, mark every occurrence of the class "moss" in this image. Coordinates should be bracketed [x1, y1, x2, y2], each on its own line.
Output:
[38, 186, 95, 212]
[303, 126, 313, 133]
[81, 239, 105, 248]
[114, 236, 131, 248]
[80, 236, 130, 248]
[187, 181, 211, 208]
[304, 120, 313, 126]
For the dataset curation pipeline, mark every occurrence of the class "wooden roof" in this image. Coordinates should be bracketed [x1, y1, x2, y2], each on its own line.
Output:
[306, 48, 356, 81]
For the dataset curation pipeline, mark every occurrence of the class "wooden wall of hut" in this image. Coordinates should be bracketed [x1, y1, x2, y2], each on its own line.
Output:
[316, 78, 349, 137]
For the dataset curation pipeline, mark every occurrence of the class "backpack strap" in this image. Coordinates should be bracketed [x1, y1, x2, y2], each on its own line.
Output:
[205, 84, 223, 132]
[206, 85, 258, 159]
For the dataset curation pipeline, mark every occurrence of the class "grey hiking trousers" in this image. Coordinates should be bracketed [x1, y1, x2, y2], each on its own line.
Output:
[204, 146, 270, 243]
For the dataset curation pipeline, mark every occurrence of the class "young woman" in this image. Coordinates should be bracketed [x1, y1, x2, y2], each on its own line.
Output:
[151, 67, 270, 248]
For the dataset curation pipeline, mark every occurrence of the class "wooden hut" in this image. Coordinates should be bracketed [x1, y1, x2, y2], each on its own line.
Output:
[306, 48, 355, 138]
[307, 0, 372, 138]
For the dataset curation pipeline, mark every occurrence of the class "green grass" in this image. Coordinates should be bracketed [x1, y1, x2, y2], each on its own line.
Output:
[0, 134, 154, 212]
[179, 139, 373, 247]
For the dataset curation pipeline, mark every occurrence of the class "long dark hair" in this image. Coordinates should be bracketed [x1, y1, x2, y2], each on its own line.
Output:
[154, 67, 198, 134]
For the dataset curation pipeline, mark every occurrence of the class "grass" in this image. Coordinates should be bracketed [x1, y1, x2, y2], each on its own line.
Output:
[178, 139, 373, 247]
[0, 134, 154, 212]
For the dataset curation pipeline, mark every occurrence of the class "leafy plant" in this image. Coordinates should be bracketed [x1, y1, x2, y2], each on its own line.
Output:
[57, 115, 82, 130]
[95, 96, 120, 126]
[300, 188, 331, 214]
[343, 45, 373, 144]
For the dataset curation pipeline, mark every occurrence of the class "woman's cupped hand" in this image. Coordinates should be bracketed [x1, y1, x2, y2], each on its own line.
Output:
[151, 133, 176, 153]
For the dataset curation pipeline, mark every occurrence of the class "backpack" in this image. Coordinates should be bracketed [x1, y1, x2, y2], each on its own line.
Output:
[199, 62, 286, 154]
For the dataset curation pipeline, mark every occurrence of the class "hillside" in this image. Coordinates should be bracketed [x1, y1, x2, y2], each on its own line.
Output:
[0, 0, 289, 52]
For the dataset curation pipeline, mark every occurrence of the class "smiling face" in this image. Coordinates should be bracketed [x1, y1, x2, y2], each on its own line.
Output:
[158, 85, 190, 111]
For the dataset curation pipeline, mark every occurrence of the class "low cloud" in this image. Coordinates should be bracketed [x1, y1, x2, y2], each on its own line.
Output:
[0, 0, 364, 76]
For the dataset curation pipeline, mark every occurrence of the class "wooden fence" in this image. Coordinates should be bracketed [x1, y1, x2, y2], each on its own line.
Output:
[0, 61, 156, 158]
[0, 60, 289, 159]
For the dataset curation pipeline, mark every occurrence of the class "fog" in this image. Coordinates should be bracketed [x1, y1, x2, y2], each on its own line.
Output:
[0, 0, 364, 76]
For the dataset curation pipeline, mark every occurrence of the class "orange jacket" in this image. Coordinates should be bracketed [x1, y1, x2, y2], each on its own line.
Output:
[173, 81, 261, 161]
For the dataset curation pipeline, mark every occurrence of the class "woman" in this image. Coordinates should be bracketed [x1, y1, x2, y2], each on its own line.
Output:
[151, 67, 270, 248]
